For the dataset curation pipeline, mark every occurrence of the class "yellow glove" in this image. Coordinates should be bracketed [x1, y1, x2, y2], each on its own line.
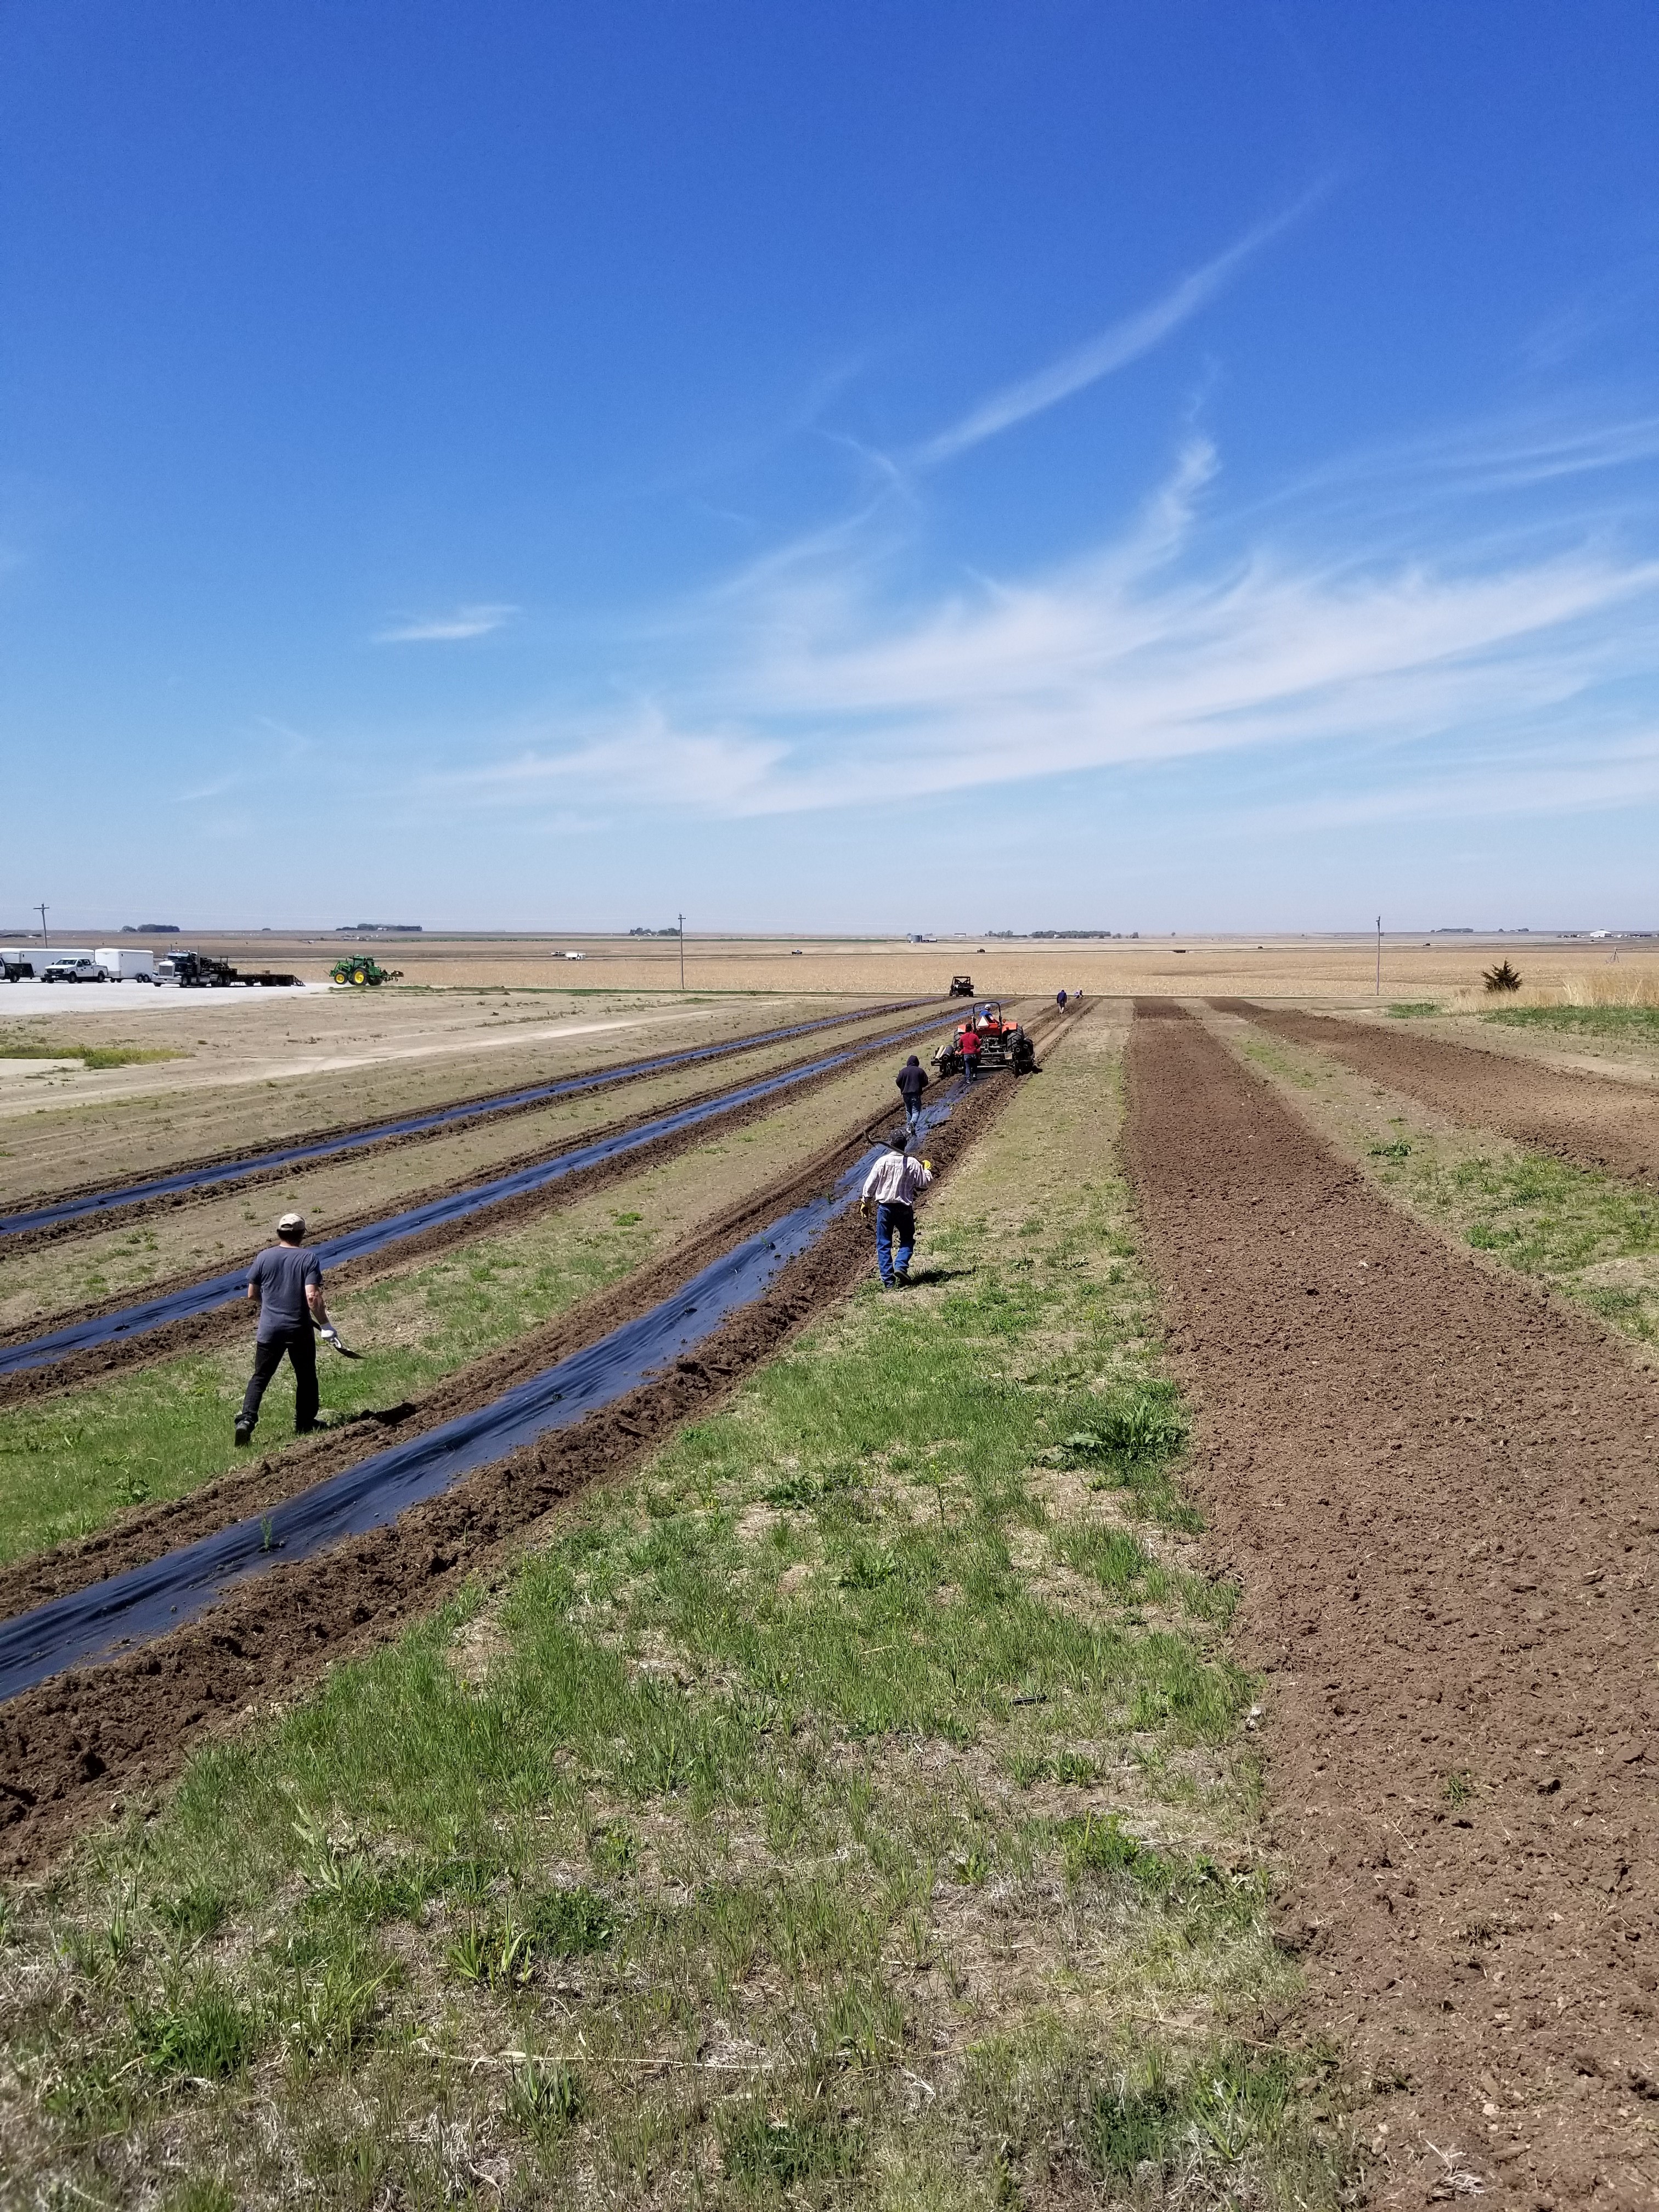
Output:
[859, 1198, 868, 1215]
[922, 1159, 933, 1172]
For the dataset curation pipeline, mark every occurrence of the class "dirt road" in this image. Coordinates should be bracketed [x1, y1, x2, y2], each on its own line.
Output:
[1125, 1004, 1659, 2207]
[1219, 1001, 1659, 1186]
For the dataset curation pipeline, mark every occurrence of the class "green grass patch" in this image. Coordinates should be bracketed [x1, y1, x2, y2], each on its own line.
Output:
[0, 1038, 190, 1068]
[0, 1028, 1349, 2207]
[1485, 1003, 1659, 1040]
[0, 1210, 648, 1565]
[1369, 1128, 1659, 1348]
[1385, 1001, 1441, 1018]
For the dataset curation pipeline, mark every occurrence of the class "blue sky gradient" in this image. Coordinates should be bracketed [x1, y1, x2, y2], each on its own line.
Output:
[4, 2, 1658, 932]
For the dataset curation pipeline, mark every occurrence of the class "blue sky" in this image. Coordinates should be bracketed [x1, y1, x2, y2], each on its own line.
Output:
[4, 2, 1658, 933]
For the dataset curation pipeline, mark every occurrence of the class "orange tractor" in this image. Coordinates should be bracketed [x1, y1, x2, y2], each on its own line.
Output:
[932, 1000, 1035, 1076]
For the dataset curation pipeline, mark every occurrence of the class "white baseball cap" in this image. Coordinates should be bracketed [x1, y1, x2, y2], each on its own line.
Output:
[276, 1211, 306, 1237]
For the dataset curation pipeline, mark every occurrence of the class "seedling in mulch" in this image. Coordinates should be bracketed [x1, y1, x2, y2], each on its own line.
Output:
[1443, 1769, 1476, 1809]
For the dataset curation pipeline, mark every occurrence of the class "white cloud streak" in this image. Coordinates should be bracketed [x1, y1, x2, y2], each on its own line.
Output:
[915, 198, 1316, 466]
[375, 603, 518, 644]
[429, 418, 1659, 834]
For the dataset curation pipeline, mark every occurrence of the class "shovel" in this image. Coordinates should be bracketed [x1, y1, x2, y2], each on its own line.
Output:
[319, 1324, 362, 1361]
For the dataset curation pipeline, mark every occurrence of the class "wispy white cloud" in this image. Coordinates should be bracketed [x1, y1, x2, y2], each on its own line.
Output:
[432, 413, 1659, 832]
[914, 194, 1321, 467]
[375, 603, 518, 644]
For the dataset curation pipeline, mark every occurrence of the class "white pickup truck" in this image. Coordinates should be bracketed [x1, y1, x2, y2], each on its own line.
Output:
[42, 958, 111, 984]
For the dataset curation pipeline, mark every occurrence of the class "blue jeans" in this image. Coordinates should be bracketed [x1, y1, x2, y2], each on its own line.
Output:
[874, 1201, 915, 1286]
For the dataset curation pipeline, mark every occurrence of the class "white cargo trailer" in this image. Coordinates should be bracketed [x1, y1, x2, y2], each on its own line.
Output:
[94, 947, 159, 981]
[0, 946, 94, 977]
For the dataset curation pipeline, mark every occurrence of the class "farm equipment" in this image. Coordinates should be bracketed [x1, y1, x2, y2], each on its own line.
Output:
[932, 1001, 1035, 1076]
[948, 974, 975, 996]
[330, 956, 403, 988]
[155, 951, 301, 988]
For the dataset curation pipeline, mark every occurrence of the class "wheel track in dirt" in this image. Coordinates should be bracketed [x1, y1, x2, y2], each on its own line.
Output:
[0, 1004, 976, 1406]
[0, 1004, 1082, 1875]
[1212, 998, 1659, 1187]
[1125, 1002, 1659, 2209]
[0, 997, 942, 1254]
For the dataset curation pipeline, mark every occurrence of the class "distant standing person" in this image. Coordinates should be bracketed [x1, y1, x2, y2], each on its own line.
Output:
[895, 1052, 929, 1133]
[235, 1211, 332, 1445]
[1056, 988, 1068, 1008]
[860, 1133, 934, 1288]
[960, 1024, 981, 1082]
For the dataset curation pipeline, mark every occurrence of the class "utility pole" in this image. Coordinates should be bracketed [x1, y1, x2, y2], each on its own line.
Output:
[36, 902, 48, 949]
[678, 913, 685, 991]
[1375, 915, 1382, 998]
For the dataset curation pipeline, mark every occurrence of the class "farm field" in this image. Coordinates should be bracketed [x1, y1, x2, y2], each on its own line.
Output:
[0, 1018, 975, 1575]
[0, 1001, 961, 1332]
[0, 1004, 1361, 2209]
[1125, 1005, 1659, 2204]
[0, 985, 934, 1207]
[3, 989, 1658, 2205]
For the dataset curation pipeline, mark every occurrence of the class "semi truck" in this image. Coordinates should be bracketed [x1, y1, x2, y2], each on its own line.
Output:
[154, 950, 301, 988]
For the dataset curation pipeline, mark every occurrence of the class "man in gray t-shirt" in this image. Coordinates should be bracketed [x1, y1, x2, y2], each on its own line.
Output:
[235, 1211, 333, 1444]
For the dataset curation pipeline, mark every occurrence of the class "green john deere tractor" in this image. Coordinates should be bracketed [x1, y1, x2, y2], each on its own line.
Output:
[330, 955, 403, 988]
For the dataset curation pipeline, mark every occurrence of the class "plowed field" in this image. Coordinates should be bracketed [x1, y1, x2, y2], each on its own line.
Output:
[1125, 1004, 1659, 2207]
[1220, 1001, 1659, 1187]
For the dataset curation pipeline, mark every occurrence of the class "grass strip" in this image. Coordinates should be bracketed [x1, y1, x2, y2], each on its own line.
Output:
[0, 1040, 190, 1069]
[1373, 1141, 1659, 1347]
[1238, 1031, 1659, 1353]
[1484, 1003, 1659, 1040]
[0, 1018, 1353, 2209]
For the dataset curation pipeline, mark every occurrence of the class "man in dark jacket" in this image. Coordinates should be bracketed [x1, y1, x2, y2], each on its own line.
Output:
[235, 1211, 334, 1444]
[896, 1053, 929, 1133]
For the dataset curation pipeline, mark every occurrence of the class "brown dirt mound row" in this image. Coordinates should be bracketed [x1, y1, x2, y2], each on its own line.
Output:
[1213, 998, 1659, 1186]
[2, 998, 943, 1257]
[0, 1008, 968, 1408]
[1124, 1002, 1659, 2208]
[0, 1013, 1079, 1876]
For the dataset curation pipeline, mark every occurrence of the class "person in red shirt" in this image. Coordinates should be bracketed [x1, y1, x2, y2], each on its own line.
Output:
[960, 1024, 981, 1081]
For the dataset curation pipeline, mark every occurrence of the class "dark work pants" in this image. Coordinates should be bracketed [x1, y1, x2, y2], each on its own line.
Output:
[874, 1201, 915, 1286]
[240, 1326, 318, 1434]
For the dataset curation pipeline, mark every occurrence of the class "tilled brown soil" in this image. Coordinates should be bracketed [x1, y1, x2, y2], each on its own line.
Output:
[0, 1008, 962, 1407]
[1125, 1004, 1659, 2207]
[0, 1016, 1070, 1876]
[1216, 1000, 1659, 1187]
[2, 997, 939, 1256]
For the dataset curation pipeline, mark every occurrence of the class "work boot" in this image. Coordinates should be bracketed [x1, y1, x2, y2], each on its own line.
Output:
[234, 1419, 253, 1447]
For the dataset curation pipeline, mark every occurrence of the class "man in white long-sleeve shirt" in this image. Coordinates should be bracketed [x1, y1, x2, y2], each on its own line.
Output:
[860, 1132, 934, 1288]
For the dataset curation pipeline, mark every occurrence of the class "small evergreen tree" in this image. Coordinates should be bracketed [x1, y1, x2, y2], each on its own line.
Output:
[1482, 958, 1523, 993]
